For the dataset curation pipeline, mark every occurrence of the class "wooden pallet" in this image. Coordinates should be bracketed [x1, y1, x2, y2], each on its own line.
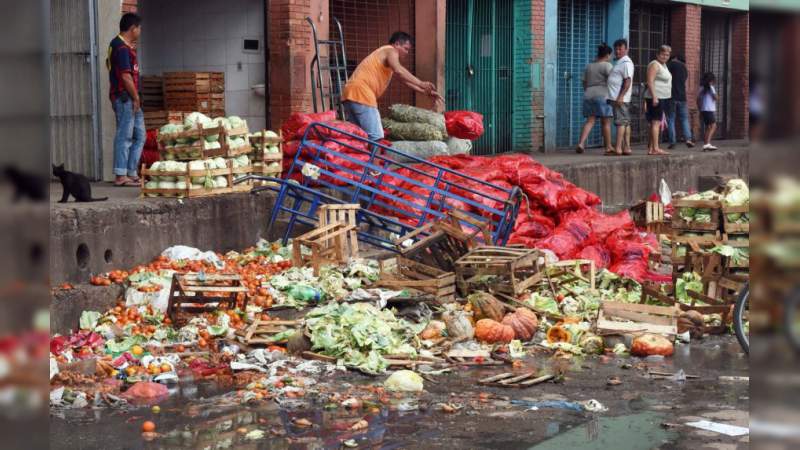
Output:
[139, 161, 253, 198]
[143, 110, 183, 130]
[397, 211, 490, 273]
[235, 319, 301, 346]
[163, 72, 224, 93]
[595, 301, 679, 336]
[292, 222, 357, 275]
[166, 273, 248, 326]
[455, 246, 542, 296]
[477, 372, 554, 388]
[721, 205, 749, 234]
[378, 257, 456, 302]
[671, 198, 722, 231]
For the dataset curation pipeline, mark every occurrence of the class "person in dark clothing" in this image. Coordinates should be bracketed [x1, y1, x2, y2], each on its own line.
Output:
[664, 55, 695, 149]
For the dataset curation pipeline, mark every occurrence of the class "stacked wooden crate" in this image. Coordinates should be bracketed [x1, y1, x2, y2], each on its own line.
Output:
[141, 75, 164, 111]
[248, 130, 283, 186]
[163, 72, 225, 116]
[143, 110, 183, 130]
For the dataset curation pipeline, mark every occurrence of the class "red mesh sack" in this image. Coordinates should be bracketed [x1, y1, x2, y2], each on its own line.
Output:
[535, 218, 592, 258]
[578, 244, 612, 269]
[557, 186, 602, 210]
[280, 111, 336, 140]
[444, 111, 485, 140]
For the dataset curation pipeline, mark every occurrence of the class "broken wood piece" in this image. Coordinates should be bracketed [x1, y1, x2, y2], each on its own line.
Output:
[498, 371, 538, 385]
[518, 374, 555, 387]
[301, 351, 336, 363]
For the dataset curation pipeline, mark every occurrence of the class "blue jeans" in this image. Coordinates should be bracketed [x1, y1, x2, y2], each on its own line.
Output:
[113, 97, 145, 176]
[665, 99, 692, 144]
[343, 101, 384, 141]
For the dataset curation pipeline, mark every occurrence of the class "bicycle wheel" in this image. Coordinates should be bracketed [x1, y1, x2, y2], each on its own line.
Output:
[785, 287, 800, 353]
[733, 283, 749, 354]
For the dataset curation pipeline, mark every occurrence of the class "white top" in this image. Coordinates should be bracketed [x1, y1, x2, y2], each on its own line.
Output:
[607, 56, 634, 103]
[643, 60, 672, 100]
[699, 85, 717, 112]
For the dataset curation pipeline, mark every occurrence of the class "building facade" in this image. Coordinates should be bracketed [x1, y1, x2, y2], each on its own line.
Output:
[50, 0, 757, 180]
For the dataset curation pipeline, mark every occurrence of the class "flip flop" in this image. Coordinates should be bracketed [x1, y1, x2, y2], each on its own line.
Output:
[575, 145, 585, 154]
[603, 150, 618, 156]
[114, 180, 139, 187]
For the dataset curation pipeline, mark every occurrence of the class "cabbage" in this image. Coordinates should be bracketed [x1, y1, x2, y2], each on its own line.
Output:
[162, 161, 180, 172]
[266, 145, 280, 154]
[214, 176, 228, 188]
[145, 181, 159, 189]
[184, 112, 213, 130]
[188, 160, 205, 171]
[175, 181, 187, 190]
[229, 137, 246, 149]
[158, 181, 176, 189]
[175, 162, 187, 172]
[213, 157, 227, 169]
[227, 115, 246, 130]
[149, 161, 162, 172]
[264, 130, 279, 139]
[164, 152, 176, 160]
[723, 179, 749, 206]
[232, 155, 250, 168]
[204, 141, 221, 150]
[189, 183, 203, 190]
[267, 162, 280, 170]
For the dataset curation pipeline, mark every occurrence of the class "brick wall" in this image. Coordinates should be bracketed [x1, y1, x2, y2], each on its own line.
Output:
[331, 0, 416, 115]
[531, 0, 546, 151]
[729, 12, 749, 139]
[670, 3, 702, 138]
[268, 0, 325, 129]
[121, 0, 137, 13]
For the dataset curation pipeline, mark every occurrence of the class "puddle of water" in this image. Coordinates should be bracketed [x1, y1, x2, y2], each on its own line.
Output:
[527, 411, 675, 450]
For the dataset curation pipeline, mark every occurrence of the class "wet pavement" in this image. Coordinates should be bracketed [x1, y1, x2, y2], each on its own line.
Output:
[50, 336, 748, 449]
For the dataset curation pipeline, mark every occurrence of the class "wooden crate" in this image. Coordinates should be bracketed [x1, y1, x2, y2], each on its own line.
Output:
[143, 110, 183, 130]
[671, 198, 722, 231]
[721, 236, 750, 270]
[141, 75, 164, 111]
[630, 201, 666, 233]
[455, 246, 542, 296]
[396, 211, 490, 272]
[248, 129, 284, 161]
[158, 123, 252, 160]
[595, 301, 679, 336]
[545, 259, 597, 290]
[166, 273, 248, 326]
[318, 204, 360, 258]
[721, 205, 749, 235]
[163, 72, 224, 93]
[139, 160, 252, 198]
[639, 283, 732, 335]
[378, 257, 456, 302]
[163, 72, 225, 115]
[292, 222, 357, 275]
[235, 319, 301, 346]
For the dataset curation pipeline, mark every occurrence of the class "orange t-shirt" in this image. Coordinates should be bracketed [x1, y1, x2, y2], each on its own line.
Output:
[342, 45, 395, 108]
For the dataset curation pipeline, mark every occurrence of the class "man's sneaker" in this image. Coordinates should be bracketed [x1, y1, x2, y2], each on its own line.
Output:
[702, 144, 718, 151]
[685, 141, 695, 148]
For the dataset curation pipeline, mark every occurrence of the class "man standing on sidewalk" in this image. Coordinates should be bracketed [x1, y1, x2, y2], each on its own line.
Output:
[665, 55, 695, 149]
[107, 13, 144, 186]
[606, 39, 634, 155]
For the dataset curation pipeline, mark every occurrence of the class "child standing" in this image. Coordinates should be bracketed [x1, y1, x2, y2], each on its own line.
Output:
[698, 72, 718, 151]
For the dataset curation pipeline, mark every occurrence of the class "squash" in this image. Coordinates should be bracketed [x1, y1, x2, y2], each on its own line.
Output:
[420, 320, 446, 340]
[442, 310, 474, 340]
[468, 292, 506, 322]
[546, 325, 572, 343]
[501, 308, 539, 341]
[631, 333, 674, 357]
[475, 319, 514, 344]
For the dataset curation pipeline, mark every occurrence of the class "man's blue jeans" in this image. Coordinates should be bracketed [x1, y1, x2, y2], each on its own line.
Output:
[113, 97, 145, 177]
[343, 100, 384, 141]
[665, 99, 693, 144]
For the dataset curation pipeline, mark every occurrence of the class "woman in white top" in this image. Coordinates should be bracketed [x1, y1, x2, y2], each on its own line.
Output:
[575, 43, 614, 154]
[644, 45, 673, 155]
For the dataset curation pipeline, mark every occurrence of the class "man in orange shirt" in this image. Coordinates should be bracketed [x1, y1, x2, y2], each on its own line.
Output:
[342, 31, 444, 141]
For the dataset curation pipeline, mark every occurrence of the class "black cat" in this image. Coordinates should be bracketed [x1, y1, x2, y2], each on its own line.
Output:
[52, 164, 108, 203]
[3, 165, 47, 202]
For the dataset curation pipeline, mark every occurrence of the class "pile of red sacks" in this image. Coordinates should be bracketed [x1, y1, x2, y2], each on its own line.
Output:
[140, 129, 160, 169]
[279, 113, 668, 283]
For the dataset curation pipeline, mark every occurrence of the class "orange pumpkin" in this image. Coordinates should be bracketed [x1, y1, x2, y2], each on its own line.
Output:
[475, 319, 515, 344]
[468, 292, 506, 322]
[546, 325, 572, 343]
[501, 308, 539, 341]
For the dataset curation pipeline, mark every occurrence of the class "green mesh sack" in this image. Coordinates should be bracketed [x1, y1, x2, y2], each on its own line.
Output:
[389, 104, 447, 134]
[382, 118, 445, 141]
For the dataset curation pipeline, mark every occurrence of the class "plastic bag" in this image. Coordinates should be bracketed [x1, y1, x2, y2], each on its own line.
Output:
[512, 214, 555, 239]
[535, 218, 592, 258]
[444, 111, 485, 140]
[281, 110, 336, 140]
[390, 140, 450, 162]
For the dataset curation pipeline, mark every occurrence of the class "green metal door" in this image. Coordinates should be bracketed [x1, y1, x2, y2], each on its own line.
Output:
[556, 0, 607, 148]
[445, 0, 516, 155]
